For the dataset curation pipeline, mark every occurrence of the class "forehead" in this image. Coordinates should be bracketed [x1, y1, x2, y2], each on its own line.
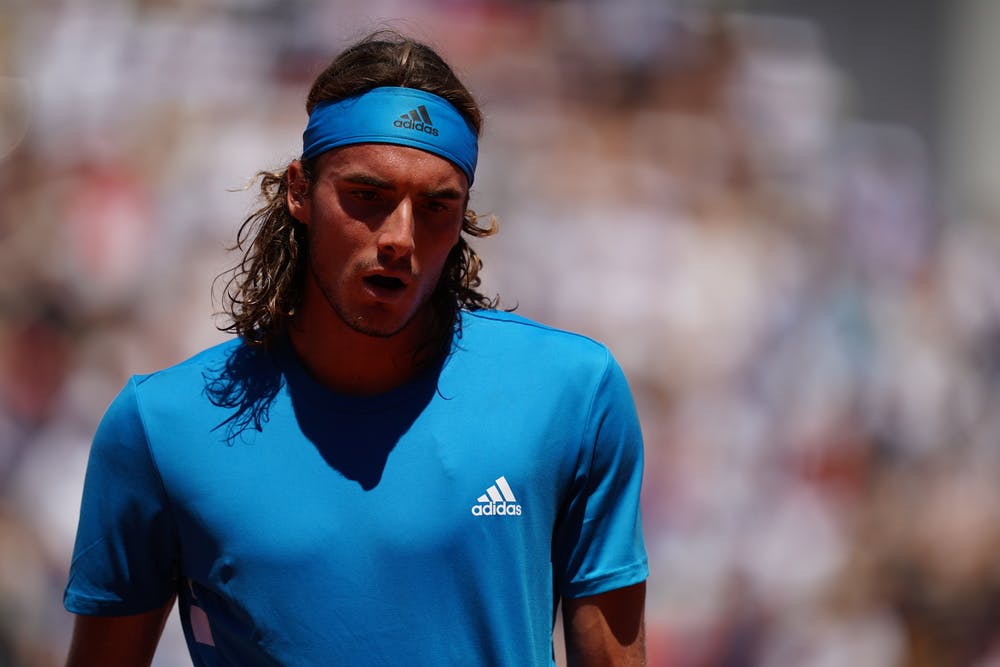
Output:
[316, 144, 469, 192]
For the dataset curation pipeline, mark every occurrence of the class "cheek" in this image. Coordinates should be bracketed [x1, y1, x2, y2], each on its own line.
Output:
[440, 216, 465, 255]
[415, 219, 461, 260]
[431, 234, 462, 273]
[307, 215, 366, 260]
[432, 239, 463, 283]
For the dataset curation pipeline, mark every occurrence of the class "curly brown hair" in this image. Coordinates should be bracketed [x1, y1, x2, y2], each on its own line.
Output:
[216, 31, 498, 350]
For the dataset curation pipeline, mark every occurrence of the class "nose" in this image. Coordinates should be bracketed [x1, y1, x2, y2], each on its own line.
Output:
[377, 198, 415, 259]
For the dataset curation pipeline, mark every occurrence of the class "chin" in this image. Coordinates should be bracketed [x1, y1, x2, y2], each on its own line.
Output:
[332, 288, 436, 339]
[349, 321, 407, 339]
[340, 307, 417, 339]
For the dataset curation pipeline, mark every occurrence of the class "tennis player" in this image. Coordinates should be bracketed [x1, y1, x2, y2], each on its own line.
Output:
[64, 30, 648, 666]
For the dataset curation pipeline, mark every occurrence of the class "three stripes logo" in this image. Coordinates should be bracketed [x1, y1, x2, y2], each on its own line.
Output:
[471, 476, 522, 517]
[393, 104, 440, 137]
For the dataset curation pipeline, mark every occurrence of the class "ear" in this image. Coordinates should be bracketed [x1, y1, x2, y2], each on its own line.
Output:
[287, 160, 311, 224]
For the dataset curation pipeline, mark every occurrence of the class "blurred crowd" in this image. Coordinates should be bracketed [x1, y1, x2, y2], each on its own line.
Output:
[3, 1, 1000, 666]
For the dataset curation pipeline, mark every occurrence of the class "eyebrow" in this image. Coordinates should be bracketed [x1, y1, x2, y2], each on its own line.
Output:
[341, 173, 393, 189]
[423, 186, 465, 200]
[340, 172, 465, 200]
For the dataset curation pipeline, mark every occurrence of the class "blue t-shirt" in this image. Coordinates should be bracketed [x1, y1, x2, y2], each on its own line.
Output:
[65, 310, 648, 666]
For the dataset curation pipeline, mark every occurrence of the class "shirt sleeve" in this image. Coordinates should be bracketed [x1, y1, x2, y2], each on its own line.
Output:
[553, 350, 649, 599]
[64, 376, 180, 615]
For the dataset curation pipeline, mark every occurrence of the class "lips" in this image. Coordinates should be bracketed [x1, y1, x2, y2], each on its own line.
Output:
[364, 274, 406, 291]
[362, 271, 410, 301]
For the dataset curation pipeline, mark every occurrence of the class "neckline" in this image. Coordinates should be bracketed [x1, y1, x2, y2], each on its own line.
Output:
[274, 336, 447, 414]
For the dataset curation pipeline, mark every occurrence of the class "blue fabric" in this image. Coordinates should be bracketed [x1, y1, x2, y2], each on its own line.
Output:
[65, 310, 647, 666]
[302, 87, 479, 185]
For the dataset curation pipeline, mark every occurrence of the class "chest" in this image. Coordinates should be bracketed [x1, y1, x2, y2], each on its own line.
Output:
[157, 394, 579, 582]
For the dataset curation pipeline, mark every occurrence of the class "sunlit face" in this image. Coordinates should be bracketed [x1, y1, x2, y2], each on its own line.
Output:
[288, 144, 468, 339]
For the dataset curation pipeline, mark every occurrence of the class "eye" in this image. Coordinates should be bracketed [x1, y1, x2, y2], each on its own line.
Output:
[424, 200, 452, 213]
[352, 189, 379, 201]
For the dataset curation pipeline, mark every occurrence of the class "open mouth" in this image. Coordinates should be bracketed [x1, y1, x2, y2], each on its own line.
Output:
[364, 275, 406, 291]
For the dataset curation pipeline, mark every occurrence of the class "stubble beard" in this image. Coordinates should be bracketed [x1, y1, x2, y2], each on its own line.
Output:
[310, 259, 430, 340]
[333, 300, 412, 339]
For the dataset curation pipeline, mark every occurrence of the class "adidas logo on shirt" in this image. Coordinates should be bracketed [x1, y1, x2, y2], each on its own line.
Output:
[471, 476, 522, 517]
[393, 104, 439, 136]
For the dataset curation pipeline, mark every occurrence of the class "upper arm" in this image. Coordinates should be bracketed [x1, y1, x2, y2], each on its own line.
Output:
[65, 380, 179, 616]
[562, 582, 646, 667]
[553, 353, 648, 598]
[66, 598, 175, 667]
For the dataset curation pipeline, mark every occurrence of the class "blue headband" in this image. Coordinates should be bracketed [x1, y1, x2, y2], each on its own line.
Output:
[302, 87, 479, 185]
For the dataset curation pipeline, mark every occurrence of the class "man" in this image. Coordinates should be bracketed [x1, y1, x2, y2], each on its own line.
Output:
[64, 31, 648, 666]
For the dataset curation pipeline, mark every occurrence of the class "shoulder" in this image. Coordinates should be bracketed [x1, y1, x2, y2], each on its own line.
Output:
[103, 337, 281, 442]
[455, 310, 623, 390]
[130, 337, 249, 393]
[459, 310, 611, 360]
[86, 342, 245, 466]
[121, 337, 279, 423]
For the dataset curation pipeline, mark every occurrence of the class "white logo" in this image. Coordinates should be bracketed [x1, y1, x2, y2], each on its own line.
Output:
[471, 476, 522, 517]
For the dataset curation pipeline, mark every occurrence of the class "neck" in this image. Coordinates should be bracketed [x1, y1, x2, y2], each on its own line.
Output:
[287, 302, 447, 398]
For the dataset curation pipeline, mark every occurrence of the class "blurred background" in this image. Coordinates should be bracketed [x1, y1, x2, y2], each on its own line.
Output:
[3, 0, 1000, 665]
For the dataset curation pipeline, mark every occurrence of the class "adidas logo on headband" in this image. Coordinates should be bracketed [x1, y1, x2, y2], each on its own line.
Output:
[394, 104, 439, 137]
[303, 87, 477, 184]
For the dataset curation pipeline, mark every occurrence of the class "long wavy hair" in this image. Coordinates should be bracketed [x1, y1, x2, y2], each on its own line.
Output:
[216, 31, 498, 351]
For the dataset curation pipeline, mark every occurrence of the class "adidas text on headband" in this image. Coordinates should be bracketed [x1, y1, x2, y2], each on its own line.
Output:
[302, 87, 479, 186]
